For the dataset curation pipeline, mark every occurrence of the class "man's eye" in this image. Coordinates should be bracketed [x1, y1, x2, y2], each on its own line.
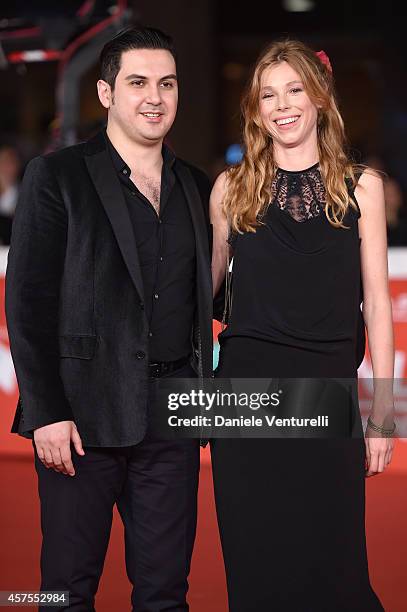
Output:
[130, 80, 144, 86]
[161, 81, 174, 88]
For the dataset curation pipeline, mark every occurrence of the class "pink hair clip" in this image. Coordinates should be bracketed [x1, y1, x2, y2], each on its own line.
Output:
[315, 50, 332, 73]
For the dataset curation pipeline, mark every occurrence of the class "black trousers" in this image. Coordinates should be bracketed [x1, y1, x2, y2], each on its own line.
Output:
[34, 364, 200, 612]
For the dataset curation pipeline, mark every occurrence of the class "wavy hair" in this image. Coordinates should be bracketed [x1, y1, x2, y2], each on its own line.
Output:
[224, 39, 358, 232]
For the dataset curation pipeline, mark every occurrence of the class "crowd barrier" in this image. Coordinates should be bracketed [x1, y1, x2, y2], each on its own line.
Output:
[1, 247, 407, 469]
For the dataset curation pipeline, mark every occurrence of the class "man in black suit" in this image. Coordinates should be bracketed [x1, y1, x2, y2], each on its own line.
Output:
[6, 27, 213, 611]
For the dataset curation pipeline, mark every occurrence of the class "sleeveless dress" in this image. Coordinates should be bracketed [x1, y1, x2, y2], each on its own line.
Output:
[210, 163, 384, 611]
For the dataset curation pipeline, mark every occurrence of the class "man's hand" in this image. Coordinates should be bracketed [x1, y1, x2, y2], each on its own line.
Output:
[34, 421, 85, 476]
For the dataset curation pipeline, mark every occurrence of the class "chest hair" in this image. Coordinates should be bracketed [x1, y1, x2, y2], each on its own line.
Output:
[131, 172, 161, 215]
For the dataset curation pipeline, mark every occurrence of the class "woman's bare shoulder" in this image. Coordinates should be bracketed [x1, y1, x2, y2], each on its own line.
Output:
[354, 167, 384, 216]
[211, 170, 229, 198]
[210, 170, 230, 221]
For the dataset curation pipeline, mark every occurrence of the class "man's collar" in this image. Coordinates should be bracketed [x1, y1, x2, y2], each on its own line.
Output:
[104, 130, 130, 177]
[162, 142, 176, 168]
[104, 128, 175, 178]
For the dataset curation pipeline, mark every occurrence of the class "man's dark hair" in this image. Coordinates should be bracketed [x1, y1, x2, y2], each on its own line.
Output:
[100, 26, 177, 90]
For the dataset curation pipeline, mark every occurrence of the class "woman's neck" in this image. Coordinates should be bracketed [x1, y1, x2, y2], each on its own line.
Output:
[273, 140, 319, 172]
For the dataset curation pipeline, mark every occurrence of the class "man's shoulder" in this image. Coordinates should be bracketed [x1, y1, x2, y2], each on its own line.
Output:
[175, 158, 212, 194]
[21, 142, 89, 187]
[41, 141, 88, 167]
[24, 142, 87, 177]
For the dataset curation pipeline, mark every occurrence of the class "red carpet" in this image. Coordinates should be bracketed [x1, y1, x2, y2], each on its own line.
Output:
[0, 451, 405, 611]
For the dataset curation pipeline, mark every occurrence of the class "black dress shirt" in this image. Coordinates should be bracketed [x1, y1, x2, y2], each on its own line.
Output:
[106, 134, 196, 362]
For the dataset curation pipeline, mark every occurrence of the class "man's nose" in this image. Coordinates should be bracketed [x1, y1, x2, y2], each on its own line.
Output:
[144, 85, 162, 105]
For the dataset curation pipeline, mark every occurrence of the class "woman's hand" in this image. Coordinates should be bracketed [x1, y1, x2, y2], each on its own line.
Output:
[364, 427, 394, 477]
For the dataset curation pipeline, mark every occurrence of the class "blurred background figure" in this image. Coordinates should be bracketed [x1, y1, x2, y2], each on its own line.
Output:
[0, 146, 21, 245]
[365, 155, 407, 247]
[384, 176, 407, 246]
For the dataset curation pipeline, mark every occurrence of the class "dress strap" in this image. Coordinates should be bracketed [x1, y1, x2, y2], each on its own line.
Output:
[345, 173, 362, 218]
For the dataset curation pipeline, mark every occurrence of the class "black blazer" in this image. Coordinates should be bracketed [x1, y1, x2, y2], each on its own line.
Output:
[6, 130, 213, 446]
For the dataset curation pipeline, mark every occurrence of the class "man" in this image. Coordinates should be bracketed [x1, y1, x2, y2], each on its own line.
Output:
[6, 27, 213, 611]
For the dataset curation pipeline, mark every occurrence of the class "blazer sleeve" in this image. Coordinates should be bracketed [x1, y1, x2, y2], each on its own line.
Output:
[213, 278, 227, 323]
[5, 155, 74, 433]
[186, 165, 227, 321]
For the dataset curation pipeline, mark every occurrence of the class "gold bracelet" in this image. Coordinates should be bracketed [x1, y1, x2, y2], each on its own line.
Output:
[367, 416, 396, 437]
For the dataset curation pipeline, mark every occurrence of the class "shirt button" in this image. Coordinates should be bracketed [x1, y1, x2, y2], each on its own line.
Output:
[148, 331, 153, 337]
[131, 191, 136, 196]
[159, 256, 163, 262]
[158, 219, 163, 224]
[122, 169, 128, 175]
[154, 293, 159, 300]
[139, 301, 144, 309]
[136, 350, 146, 360]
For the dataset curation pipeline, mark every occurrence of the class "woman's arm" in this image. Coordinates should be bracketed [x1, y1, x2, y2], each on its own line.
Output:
[210, 171, 229, 297]
[356, 169, 395, 475]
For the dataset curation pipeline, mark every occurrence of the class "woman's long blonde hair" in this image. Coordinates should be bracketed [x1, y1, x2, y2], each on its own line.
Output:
[224, 39, 358, 233]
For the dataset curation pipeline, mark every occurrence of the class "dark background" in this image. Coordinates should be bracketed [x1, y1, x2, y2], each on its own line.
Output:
[0, 0, 406, 182]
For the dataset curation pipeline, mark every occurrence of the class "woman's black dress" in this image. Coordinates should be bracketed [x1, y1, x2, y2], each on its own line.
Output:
[211, 164, 384, 611]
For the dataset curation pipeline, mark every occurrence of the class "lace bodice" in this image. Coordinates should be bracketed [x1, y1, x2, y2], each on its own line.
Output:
[228, 163, 326, 247]
[270, 163, 325, 222]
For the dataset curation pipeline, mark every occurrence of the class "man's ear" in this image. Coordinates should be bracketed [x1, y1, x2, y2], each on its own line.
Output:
[97, 79, 112, 109]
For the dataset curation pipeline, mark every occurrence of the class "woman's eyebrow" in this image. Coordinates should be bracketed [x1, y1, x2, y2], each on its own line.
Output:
[261, 80, 303, 91]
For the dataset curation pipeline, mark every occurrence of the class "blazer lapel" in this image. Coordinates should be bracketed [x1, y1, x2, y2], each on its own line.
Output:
[174, 162, 212, 307]
[85, 140, 145, 303]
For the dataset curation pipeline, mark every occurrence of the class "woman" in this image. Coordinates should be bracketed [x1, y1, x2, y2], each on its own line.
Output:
[210, 40, 394, 611]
